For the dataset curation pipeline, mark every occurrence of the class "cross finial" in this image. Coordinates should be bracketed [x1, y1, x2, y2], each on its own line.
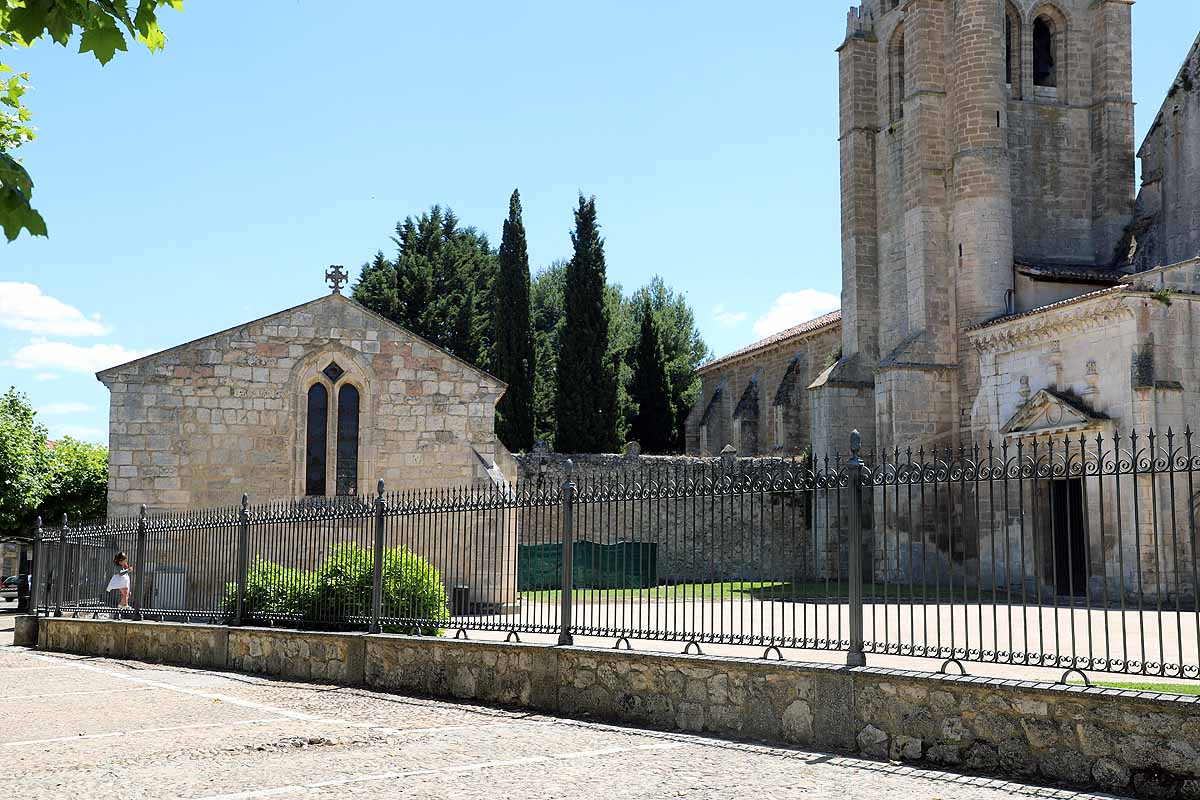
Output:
[325, 264, 349, 294]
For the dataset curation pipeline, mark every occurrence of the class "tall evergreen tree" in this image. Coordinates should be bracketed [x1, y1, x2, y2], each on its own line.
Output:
[555, 195, 619, 452]
[625, 277, 711, 450]
[628, 300, 675, 453]
[493, 190, 536, 451]
[352, 252, 398, 320]
[352, 206, 497, 366]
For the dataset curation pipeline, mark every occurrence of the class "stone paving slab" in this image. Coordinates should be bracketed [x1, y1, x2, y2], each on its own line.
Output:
[0, 614, 1118, 800]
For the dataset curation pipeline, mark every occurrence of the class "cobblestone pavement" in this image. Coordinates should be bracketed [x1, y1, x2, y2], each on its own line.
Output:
[1, 615, 1118, 800]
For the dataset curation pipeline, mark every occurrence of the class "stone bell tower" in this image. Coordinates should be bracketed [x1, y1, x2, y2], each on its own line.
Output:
[810, 0, 1134, 458]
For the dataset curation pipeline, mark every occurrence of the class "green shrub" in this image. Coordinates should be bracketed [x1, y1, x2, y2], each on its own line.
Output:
[226, 543, 448, 635]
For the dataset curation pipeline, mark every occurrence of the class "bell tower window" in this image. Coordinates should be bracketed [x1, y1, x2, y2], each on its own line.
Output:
[889, 26, 906, 123]
[1033, 16, 1057, 88]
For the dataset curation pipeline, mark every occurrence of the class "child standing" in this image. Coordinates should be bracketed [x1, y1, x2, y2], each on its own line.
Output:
[106, 551, 134, 613]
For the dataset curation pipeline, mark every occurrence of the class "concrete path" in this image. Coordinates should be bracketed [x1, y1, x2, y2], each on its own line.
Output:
[0, 613, 1121, 800]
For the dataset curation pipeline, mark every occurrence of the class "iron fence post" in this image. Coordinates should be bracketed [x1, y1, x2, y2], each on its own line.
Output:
[234, 494, 249, 626]
[54, 513, 68, 617]
[133, 505, 147, 621]
[370, 479, 385, 634]
[846, 430, 866, 667]
[558, 460, 576, 646]
[30, 516, 42, 614]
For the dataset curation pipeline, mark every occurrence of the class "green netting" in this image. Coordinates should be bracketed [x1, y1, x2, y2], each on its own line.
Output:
[518, 540, 658, 590]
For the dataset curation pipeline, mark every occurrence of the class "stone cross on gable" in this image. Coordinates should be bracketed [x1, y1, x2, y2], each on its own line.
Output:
[325, 265, 349, 294]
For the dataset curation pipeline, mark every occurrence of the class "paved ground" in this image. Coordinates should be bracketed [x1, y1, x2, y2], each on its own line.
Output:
[0, 613, 1122, 800]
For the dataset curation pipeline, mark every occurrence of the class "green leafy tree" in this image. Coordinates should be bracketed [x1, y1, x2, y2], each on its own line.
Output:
[625, 277, 711, 450]
[1, 1, 182, 241]
[40, 437, 108, 524]
[0, 388, 49, 536]
[555, 195, 619, 453]
[627, 300, 675, 453]
[493, 189, 536, 451]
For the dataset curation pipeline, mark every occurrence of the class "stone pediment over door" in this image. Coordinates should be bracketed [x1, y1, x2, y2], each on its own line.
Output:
[1000, 389, 1109, 438]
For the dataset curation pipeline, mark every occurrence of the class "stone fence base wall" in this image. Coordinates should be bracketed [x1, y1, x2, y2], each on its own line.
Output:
[26, 616, 1200, 799]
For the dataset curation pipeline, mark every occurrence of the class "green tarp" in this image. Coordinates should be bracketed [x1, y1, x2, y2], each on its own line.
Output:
[518, 541, 658, 590]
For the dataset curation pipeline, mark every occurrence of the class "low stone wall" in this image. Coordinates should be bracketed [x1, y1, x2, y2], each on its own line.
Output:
[27, 615, 1200, 799]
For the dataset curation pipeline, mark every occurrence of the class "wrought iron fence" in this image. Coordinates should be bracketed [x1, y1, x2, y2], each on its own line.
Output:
[31, 428, 1200, 681]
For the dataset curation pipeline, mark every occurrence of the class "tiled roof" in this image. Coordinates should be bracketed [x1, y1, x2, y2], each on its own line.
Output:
[700, 310, 841, 372]
[967, 285, 1131, 331]
[1015, 261, 1128, 285]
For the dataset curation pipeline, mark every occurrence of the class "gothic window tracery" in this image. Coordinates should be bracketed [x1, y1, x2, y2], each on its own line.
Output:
[303, 360, 363, 497]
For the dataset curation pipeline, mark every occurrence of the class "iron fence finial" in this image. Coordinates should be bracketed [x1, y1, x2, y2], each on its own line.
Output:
[377, 478, 385, 497]
[850, 429, 861, 454]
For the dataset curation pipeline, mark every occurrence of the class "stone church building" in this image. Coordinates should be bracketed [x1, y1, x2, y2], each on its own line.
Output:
[686, 2, 1200, 599]
[689, 2, 1200, 461]
[97, 286, 511, 516]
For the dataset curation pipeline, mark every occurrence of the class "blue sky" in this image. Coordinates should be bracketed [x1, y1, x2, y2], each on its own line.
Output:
[2, 1, 1198, 445]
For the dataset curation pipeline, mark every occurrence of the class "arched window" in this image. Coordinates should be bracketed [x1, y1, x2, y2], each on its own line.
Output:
[305, 383, 328, 496]
[889, 26, 906, 123]
[336, 384, 360, 497]
[302, 359, 364, 498]
[1033, 16, 1057, 88]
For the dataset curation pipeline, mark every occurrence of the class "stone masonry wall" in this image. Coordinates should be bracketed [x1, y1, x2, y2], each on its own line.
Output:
[30, 616, 1200, 799]
[687, 321, 840, 457]
[1130, 34, 1200, 272]
[98, 294, 506, 516]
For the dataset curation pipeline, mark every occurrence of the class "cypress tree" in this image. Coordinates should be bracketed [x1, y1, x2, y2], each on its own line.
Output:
[493, 189, 536, 451]
[555, 195, 619, 453]
[628, 300, 675, 453]
[352, 251, 398, 322]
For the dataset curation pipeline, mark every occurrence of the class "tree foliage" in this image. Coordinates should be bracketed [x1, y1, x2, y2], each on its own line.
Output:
[353, 195, 710, 455]
[0, 0, 182, 241]
[624, 277, 710, 451]
[39, 436, 107, 525]
[628, 300, 675, 453]
[555, 195, 619, 453]
[0, 388, 107, 537]
[493, 190, 536, 451]
[351, 206, 497, 367]
[0, 387, 49, 536]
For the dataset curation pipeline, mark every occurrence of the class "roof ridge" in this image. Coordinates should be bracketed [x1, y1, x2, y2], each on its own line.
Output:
[700, 310, 841, 372]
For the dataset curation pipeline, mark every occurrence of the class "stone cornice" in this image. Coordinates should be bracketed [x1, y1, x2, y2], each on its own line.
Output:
[968, 291, 1137, 353]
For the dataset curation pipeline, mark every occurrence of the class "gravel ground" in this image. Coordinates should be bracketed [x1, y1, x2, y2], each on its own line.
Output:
[0, 613, 1118, 800]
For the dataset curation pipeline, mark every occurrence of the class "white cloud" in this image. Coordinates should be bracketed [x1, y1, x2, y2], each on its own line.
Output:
[39, 402, 94, 415]
[0, 282, 110, 337]
[5, 340, 149, 374]
[49, 425, 106, 444]
[752, 289, 839, 338]
[712, 304, 747, 328]
[34, 372, 60, 382]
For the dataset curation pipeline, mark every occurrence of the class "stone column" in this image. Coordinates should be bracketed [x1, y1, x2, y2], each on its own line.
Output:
[1089, 0, 1136, 265]
[950, 0, 1014, 439]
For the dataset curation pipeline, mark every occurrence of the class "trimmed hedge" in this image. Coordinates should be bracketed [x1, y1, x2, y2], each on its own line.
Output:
[227, 542, 448, 635]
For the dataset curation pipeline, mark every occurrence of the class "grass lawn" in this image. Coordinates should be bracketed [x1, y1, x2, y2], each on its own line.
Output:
[1071, 681, 1200, 696]
[520, 581, 1001, 604]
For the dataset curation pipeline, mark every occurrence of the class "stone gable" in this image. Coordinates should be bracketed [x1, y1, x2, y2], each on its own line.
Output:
[98, 294, 508, 515]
